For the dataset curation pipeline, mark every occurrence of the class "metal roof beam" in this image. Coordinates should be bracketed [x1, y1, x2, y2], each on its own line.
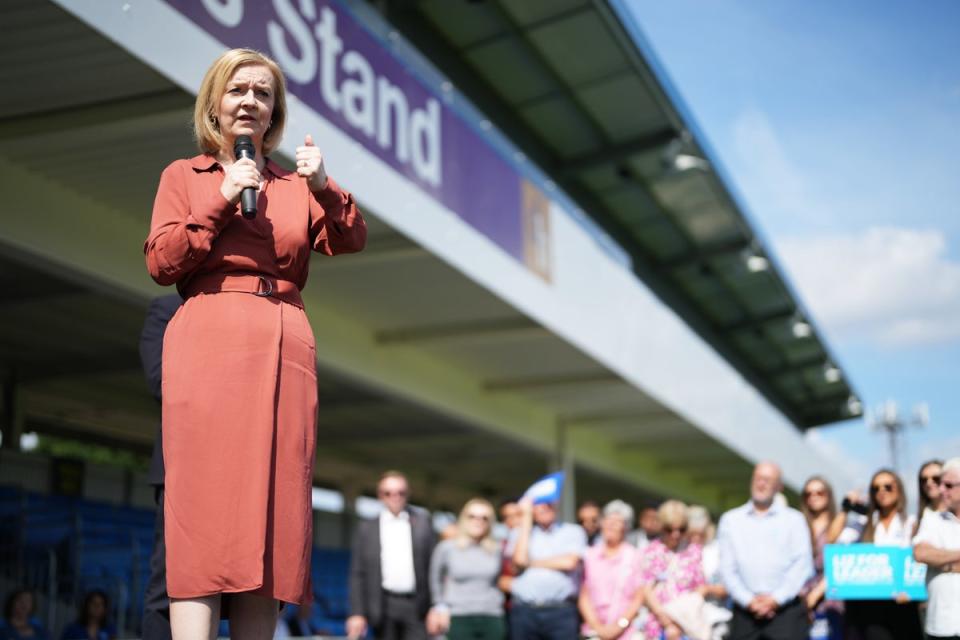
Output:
[316, 237, 430, 269]
[560, 126, 677, 176]
[483, 371, 622, 393]
[688, 469, 752, 485]
[472, 1, 611, 146]
[649, 446, 740, 464]
[613, 431, 706, 448]
[721, 309, 797, 333]
[25, 416, 154, 454]
[0, 289, 86, 312]
[514, 69, 658, 110]
[655, 238, 752, 270]
[457, 4, 595, 54]
[558, 407, 671, 427]
[13, 350, 140, 383]
[0, 89, 191, 140]
[375, 317, 547, 345]
[763, 354, 831, 378]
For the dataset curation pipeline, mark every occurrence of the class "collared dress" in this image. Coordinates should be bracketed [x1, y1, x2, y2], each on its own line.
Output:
[580, 543, 643, 640]
[144, 154, 366, 604]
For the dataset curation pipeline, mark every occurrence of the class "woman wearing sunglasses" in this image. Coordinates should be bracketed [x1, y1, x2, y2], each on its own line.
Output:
[799, 476, 844, 640]
[427, 499, 505, 640]
[844, 469, 923, 640]
[918, 460, 945, 528]
[638, 500, 705, 640]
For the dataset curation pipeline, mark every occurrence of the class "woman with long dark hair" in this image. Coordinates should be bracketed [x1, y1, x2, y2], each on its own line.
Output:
[917, 459, 945, 526]
[844, 469, 922, 640]
[799, 476, 843, 640]
[59, 591, 115, 640]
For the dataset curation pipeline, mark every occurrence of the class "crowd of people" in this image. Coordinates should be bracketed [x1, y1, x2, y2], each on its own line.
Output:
[1, 589, 115, 640]
[2, 458, 958, 640]
[346, 460, 960, 640]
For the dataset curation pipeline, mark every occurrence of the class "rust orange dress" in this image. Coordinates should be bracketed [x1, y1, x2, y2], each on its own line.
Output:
[144, 154, 366, 604]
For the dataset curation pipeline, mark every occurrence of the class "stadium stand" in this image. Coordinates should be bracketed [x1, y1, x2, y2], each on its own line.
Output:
[0, 485, 352, 637]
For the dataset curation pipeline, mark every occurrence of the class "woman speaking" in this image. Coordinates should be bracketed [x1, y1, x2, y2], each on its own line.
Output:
[144, 48, 366, 640]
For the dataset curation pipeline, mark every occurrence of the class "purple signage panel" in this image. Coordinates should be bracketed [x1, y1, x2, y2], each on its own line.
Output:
[161, 0, 550, 278]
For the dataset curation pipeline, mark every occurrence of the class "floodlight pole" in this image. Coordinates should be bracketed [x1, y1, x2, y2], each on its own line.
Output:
[867, 400, 928, 474]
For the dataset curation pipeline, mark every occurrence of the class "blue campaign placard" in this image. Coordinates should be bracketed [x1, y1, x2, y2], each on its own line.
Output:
[824, 544, 927, 601]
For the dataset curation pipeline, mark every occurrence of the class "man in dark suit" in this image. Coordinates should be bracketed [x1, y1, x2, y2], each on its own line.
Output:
[139, 294, 182, 640]
[347, 471, 436, 640]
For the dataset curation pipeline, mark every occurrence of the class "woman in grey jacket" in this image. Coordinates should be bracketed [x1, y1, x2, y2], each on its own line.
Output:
[427, 499, 505, 640]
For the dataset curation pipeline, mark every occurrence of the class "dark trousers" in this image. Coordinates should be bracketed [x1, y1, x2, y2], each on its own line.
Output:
[509, 602, 578, 640]
[730, 599, 809, 640]
[142, 487, 171, 640]
[844, 600, 923, 640]
[448, 615, 505, 640]
[375, 593, 428, 640]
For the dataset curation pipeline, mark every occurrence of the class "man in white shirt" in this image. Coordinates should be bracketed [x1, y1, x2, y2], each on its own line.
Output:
[914, 456, 960, 640]
[348, 471, 436, 640]
[718, 462, 813, 640]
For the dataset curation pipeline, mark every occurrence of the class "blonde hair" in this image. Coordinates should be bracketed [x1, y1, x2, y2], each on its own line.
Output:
[193, 48, 287, 156]
[455, 498, 498, 553]
[658, 499, 688, 528]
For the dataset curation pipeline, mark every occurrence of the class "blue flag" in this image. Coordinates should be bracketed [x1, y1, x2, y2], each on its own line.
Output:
[523, 471, 565, 504]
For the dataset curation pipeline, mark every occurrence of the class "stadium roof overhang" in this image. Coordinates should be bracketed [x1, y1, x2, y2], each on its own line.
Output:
[377, 0, 861, 429]
[0, 0, 859, 513]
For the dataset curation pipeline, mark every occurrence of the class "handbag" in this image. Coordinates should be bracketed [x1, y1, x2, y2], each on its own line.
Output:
[661, 592, 712, 640]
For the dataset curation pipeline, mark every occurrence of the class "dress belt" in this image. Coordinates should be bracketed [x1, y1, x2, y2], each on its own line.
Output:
[183, 272, 303, 308]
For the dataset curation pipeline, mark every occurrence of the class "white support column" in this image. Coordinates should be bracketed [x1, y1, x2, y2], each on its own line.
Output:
[556, 422, 576, 523]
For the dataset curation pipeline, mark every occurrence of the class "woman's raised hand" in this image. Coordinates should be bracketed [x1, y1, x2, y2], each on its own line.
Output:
[296, 134, 329, 193]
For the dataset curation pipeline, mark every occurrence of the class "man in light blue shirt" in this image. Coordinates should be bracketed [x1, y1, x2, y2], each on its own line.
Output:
[718, 462, 813, 640]
[506, 498, 586, 640]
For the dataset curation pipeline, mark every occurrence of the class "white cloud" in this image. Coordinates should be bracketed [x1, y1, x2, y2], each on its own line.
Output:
[777, 227, 960, 348]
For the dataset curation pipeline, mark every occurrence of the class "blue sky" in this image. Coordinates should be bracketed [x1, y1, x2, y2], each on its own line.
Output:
[627, 1, 960, 496]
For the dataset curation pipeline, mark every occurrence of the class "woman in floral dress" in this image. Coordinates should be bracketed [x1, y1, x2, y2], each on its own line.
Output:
[639, 501, 705, 640]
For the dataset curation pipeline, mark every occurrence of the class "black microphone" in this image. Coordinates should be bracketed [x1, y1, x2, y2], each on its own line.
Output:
[234, 135, 257, 219]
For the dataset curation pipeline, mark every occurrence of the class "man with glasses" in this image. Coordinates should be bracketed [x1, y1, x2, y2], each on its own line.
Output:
[914, 457, 960, 640]
[718, 462, 813, 640]
[348, 471, 437, 640]
[507, 497, 586, 640]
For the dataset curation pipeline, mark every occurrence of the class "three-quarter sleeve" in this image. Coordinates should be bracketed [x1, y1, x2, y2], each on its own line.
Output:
[144, 161, 236, 285]
[308, 176, 367, 256]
